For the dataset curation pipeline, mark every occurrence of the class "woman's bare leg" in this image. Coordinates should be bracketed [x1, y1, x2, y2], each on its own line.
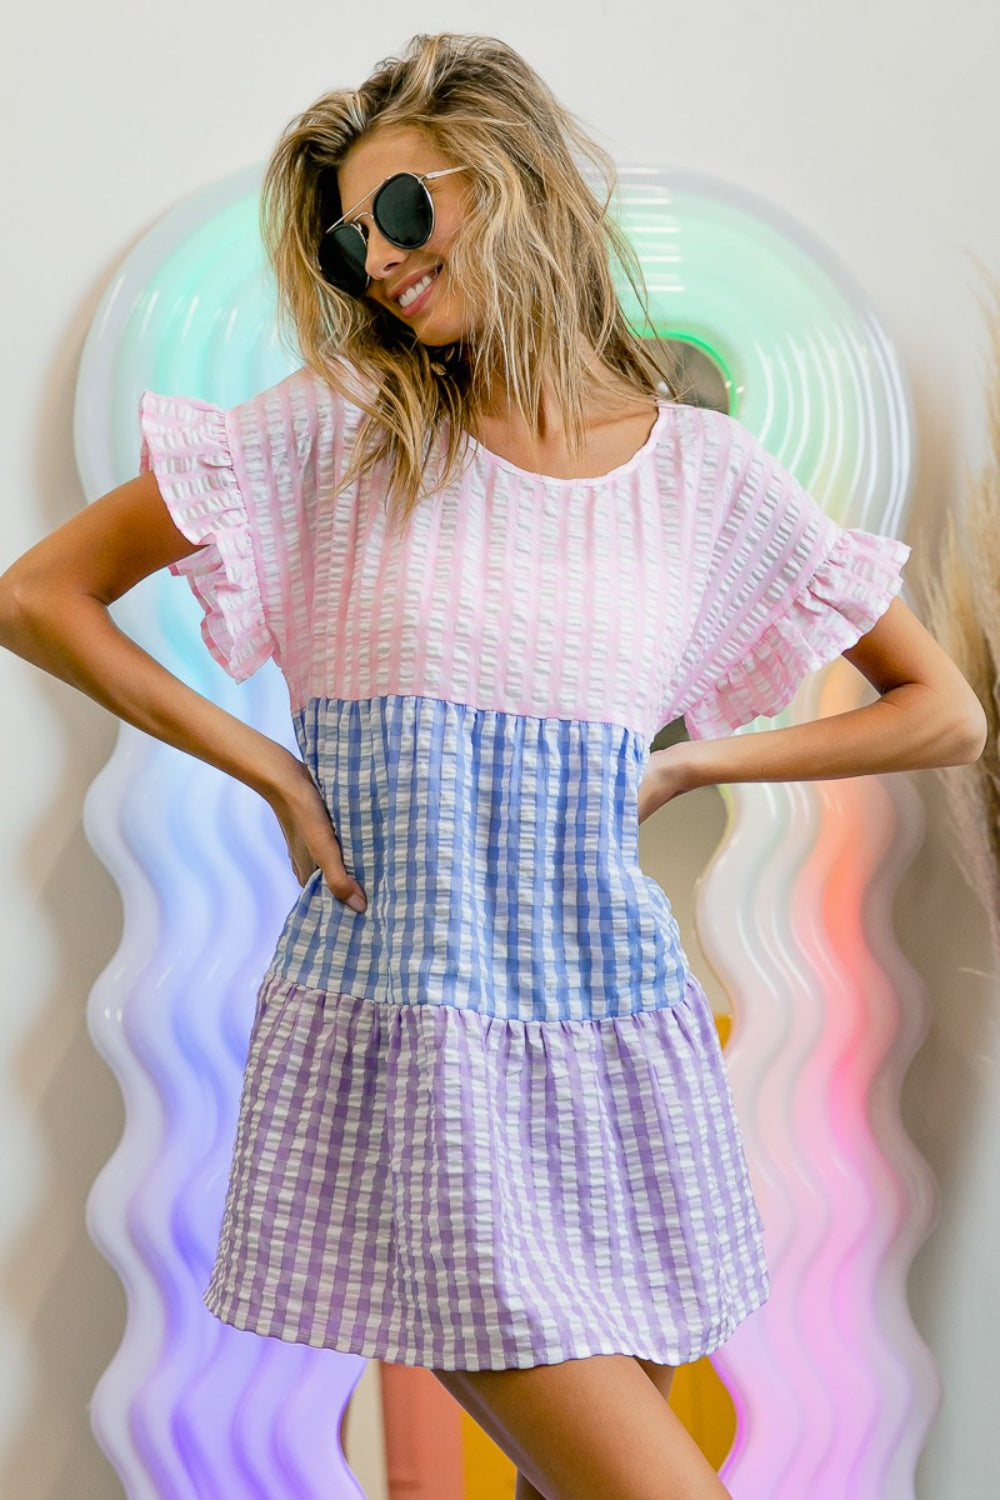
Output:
[514, 1473, 546, 1500]
[635, 1357, 677, 1403]
[514, 1359, 677, 1498]
[430, 1353, 730, 1500]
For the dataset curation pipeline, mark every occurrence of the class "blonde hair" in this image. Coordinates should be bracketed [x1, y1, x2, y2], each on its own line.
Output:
[262, 32, 679, 527]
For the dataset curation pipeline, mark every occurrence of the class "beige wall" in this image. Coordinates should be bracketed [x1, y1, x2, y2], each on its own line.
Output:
[2, 3, 998, 1495]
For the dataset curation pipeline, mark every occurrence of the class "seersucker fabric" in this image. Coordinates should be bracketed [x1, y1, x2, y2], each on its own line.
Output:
[138, 364, 910, 1369]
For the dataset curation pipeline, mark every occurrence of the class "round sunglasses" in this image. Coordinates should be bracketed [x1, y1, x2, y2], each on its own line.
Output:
[317, 166, 467, 298]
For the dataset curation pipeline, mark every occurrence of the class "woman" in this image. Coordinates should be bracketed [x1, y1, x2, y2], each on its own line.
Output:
[0, 31, 986, 1500]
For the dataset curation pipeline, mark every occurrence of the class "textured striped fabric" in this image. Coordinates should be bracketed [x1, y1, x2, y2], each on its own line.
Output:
[268, 698, 691, 1015]
[204, 970, 769, 1369]
[139, 365, 910, 1369]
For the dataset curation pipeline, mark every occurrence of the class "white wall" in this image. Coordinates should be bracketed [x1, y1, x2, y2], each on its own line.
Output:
[2, 3, 998, 1496]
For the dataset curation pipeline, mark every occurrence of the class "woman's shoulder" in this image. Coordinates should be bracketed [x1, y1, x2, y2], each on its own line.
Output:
[248, 357, 375, 426]
[658, 397, 749, 445]
[223, 358, 377, 483]
[655, 399, 775, 502]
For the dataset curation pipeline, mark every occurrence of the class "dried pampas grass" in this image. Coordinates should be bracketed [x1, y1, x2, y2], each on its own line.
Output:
[918, 272, 1000, 964]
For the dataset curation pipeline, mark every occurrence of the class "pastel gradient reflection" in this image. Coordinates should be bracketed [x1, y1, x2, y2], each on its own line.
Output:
[75, 162, 937, 1498]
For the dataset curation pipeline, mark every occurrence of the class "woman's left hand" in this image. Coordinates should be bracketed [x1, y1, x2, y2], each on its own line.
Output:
[637, 745, 694, 825]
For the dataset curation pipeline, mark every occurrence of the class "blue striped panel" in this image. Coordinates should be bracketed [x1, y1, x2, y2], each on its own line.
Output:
[267, 695, 692, 1021]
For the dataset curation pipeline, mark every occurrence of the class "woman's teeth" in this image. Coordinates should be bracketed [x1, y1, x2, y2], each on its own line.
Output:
[398, 266, 440, 308]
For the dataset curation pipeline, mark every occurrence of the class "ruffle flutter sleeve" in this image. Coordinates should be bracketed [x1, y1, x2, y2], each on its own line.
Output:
[138, 391, 274, 682]
[668, 410, 911, 741]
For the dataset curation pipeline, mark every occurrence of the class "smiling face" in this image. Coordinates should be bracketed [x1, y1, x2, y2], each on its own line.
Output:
[335, 124, 481, 347]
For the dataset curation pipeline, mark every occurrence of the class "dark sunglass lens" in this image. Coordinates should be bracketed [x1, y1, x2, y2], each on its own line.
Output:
[318, 224, 369, 296]
[375, 173, 434, 248]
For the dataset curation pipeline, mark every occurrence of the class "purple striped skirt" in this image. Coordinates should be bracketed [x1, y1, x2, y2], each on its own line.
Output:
[204, 967, 770, 1370]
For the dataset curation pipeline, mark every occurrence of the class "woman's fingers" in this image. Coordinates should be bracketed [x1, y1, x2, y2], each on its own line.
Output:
[269, 765, 367, 911]
[306, 810, 367, 910]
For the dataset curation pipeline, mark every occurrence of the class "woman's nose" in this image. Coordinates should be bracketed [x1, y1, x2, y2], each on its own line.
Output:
[363, 220, 406, 282]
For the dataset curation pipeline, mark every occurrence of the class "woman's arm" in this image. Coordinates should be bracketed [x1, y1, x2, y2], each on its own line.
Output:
[0, 474, 368, 909]
[641, 597, 988, 818]
[0, 472, 299, 797]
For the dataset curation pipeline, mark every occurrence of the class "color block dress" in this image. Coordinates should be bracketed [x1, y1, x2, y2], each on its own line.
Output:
[138, 365, 910, 1371]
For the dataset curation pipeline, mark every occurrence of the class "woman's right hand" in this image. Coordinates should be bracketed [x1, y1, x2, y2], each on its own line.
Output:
[268, 758, 368, 912]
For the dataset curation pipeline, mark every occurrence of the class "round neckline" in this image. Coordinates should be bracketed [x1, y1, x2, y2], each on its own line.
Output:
[462, 397, 672, 486]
